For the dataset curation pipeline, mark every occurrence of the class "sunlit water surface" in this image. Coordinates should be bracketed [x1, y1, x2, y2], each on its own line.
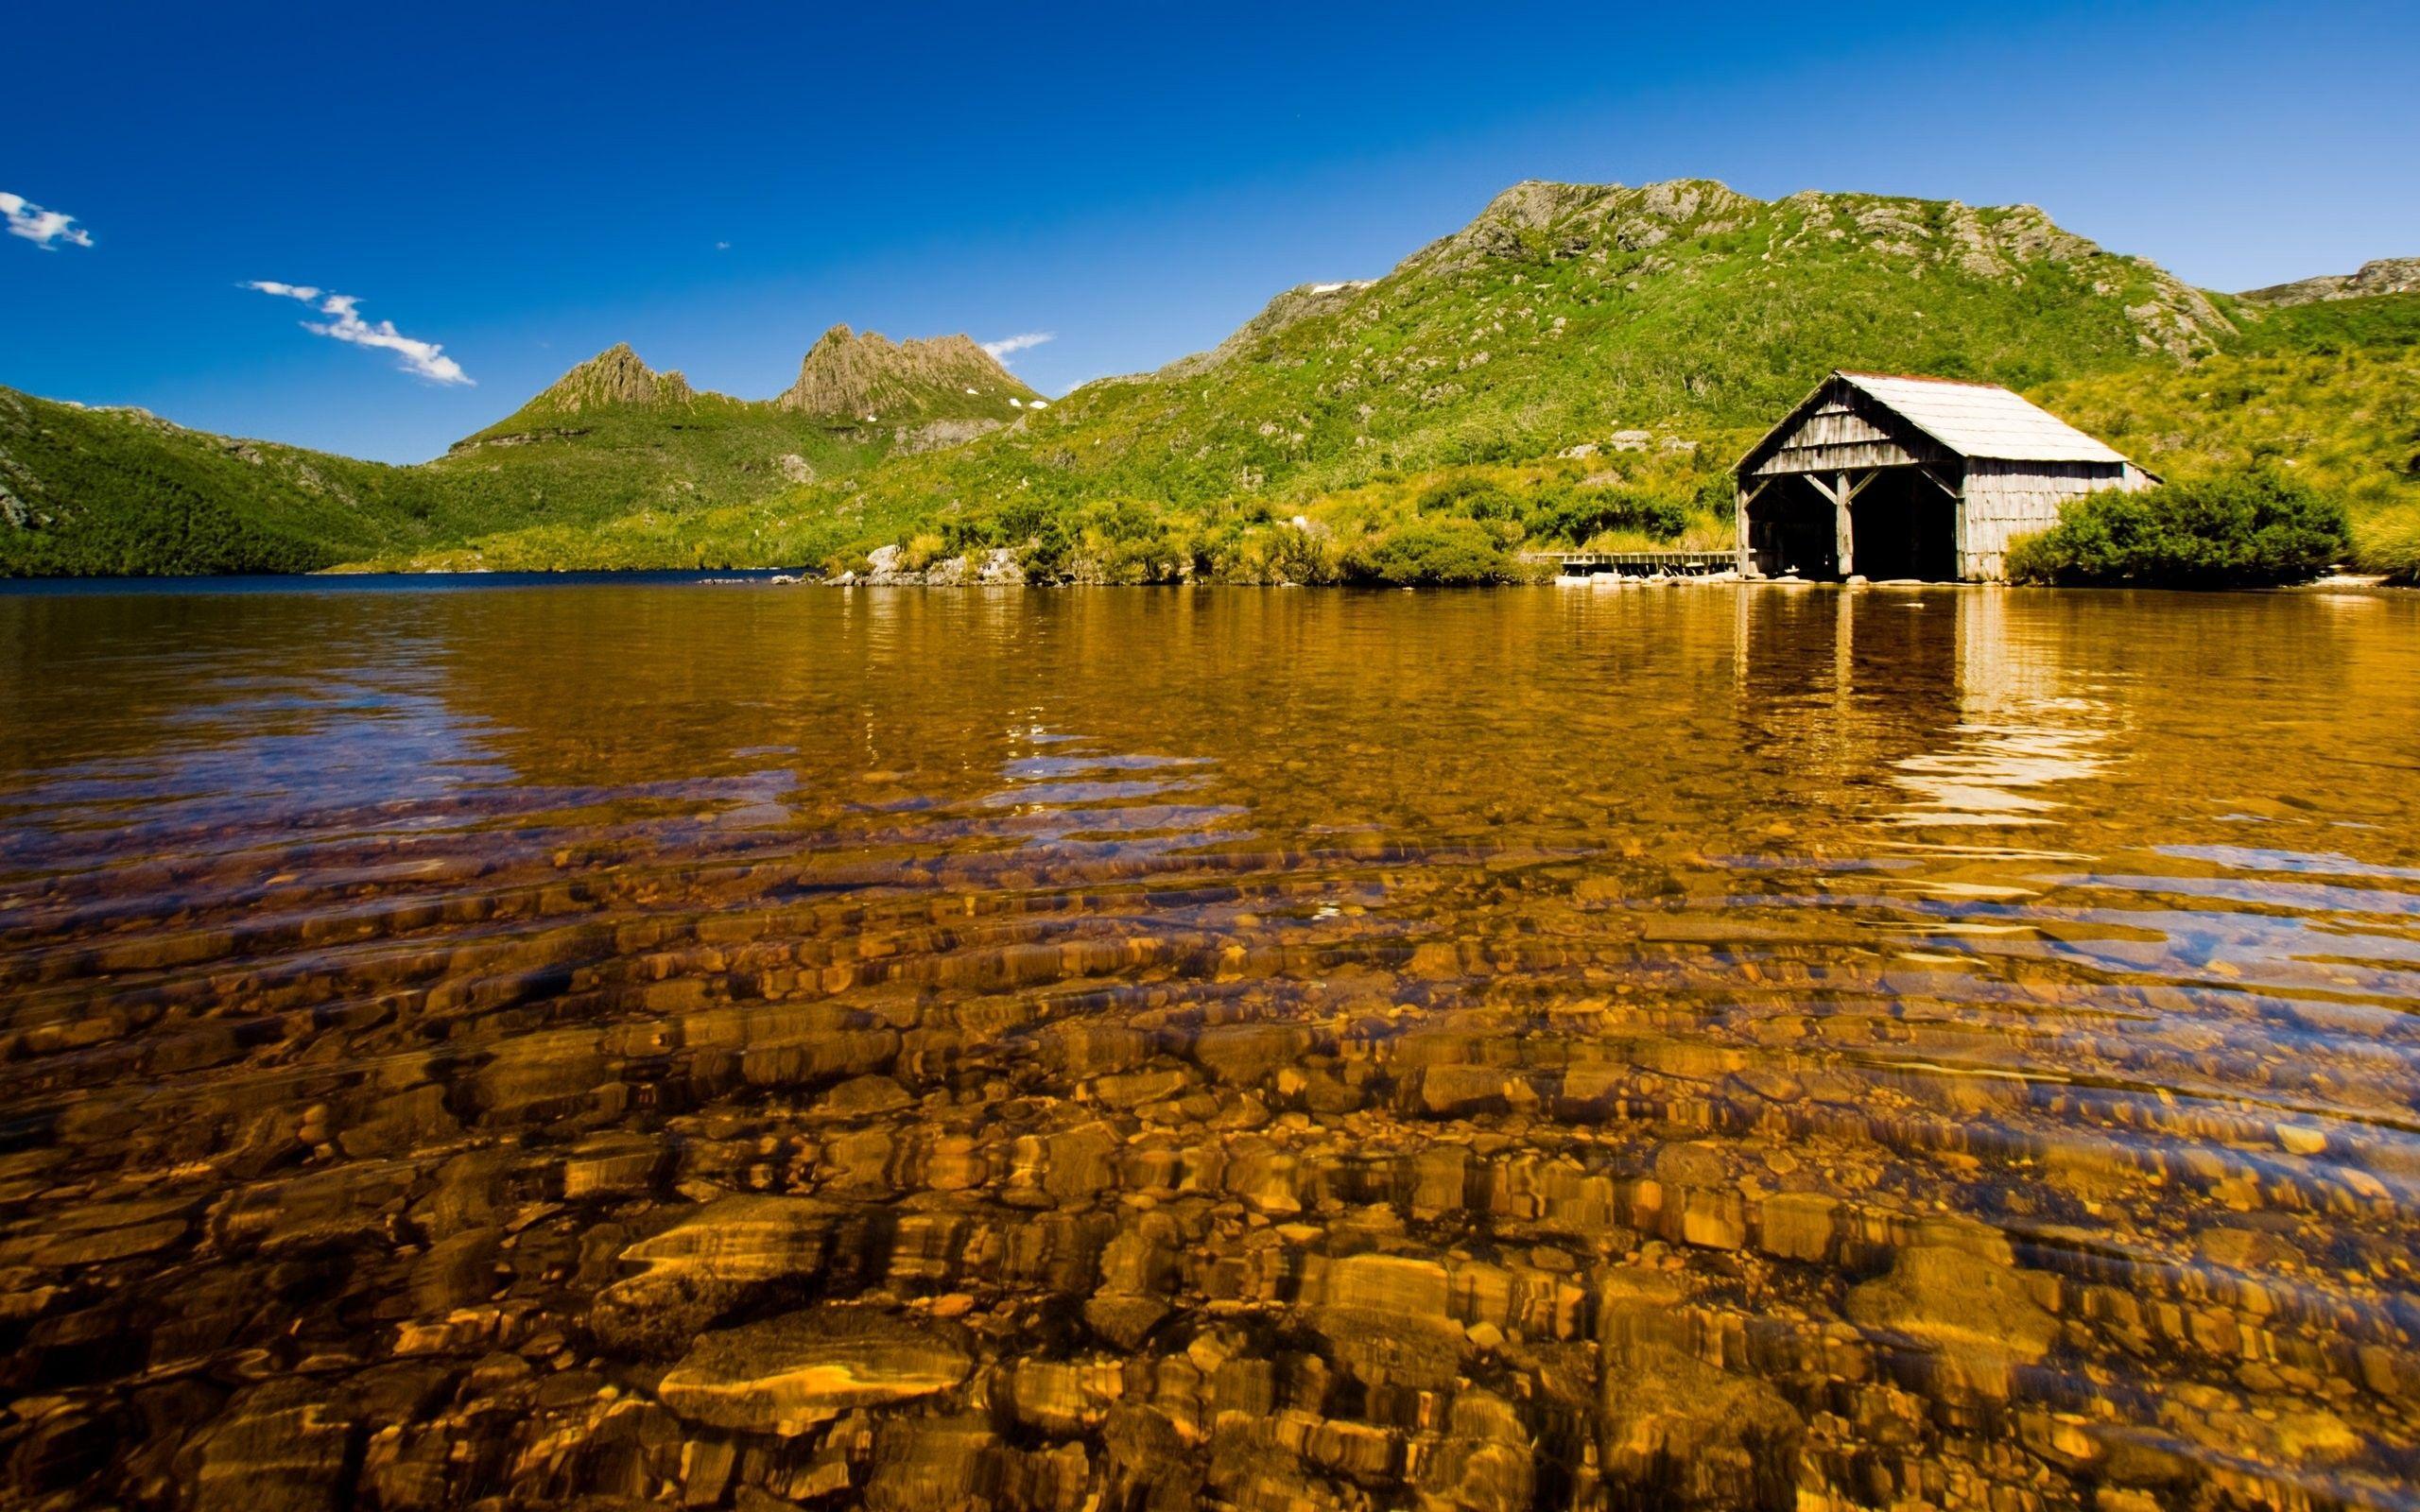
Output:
[3, 581, 2418, 1511]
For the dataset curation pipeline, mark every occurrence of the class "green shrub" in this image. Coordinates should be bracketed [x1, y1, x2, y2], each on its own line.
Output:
[1522, 486, 1690, 544]
[1268, 523, 1346, 584]
[1415, 476, 1522, 521]
[1346, 518, 1517, 585]
[2005, 470, 2349, 588]
[2354, 504, 2420, 585]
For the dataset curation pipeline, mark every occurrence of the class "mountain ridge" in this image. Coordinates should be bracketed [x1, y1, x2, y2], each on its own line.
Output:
[2243, 257, 2420, 308]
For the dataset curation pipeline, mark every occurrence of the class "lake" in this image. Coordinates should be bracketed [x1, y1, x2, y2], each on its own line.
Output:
[3, 580, 2417, 1510]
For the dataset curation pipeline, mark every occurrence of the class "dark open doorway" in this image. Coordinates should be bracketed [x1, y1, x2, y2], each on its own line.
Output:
[1744, 477, 1839, 579]
[1847, 471, 1958, 581]
[1747, 470, 1961, 582]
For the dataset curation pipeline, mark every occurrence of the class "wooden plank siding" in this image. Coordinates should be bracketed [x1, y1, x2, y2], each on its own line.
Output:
[1958, 459, 2146, 579]
[1743, 388, 1953, 480]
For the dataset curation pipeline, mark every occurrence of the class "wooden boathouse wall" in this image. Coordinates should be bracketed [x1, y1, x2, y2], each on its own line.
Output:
[1958, 459, 2150, 581]
[1735, 372, 2152, 583]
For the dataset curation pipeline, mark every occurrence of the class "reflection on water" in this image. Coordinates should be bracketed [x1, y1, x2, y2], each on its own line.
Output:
[2, 583, 2418, 1512]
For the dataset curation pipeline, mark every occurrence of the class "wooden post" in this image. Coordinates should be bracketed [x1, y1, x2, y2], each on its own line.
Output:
[1736, 476, 1771, 578]
[1833, 470, 1855, 579]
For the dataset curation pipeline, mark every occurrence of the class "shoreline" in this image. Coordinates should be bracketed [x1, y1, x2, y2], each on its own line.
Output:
[4, 569, 2411, 598]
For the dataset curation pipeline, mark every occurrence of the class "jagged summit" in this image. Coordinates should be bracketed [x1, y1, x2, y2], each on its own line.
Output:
[2242, 257, 2420, 307]
[452, 323, 1043, 459]
[773, 324, 1035, 420]
[528, 343, 700, 413]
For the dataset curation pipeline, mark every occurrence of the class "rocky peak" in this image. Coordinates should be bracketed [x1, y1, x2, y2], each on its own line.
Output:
[531, 344, 697, 413]
[1391, 177, 2231, 357]
[2241, 257, 2420, 307]
[773, 324, 1032, 420]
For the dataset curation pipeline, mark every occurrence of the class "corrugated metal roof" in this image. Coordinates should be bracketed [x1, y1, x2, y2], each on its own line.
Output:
[1834, 372, 2127, 463]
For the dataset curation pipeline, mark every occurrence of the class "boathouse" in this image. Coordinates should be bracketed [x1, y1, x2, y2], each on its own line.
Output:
[1736, 371, 2156, 582]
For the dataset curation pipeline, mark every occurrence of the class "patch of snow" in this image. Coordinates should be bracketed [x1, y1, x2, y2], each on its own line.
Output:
[1028, 399, 1047, 409]
[1308, 282, 1349, 294]
[965, 387, 978, 395]
[1010, 398, 1024, 407]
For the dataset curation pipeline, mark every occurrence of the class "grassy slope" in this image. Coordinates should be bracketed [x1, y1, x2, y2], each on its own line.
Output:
[434, 180, 2239, 573]
[2034, 294, 2420, 575]
[414, 397, 896, 555]
[0, 387, 450, 576]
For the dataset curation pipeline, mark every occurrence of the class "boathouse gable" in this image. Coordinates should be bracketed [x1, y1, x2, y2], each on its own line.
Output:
[1736, 371, 2153, 582]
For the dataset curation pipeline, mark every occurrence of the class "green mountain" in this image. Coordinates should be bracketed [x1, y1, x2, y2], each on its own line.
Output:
[5, 178, 2412, 582]
[441, 178, 2249, 575]
[1, 328, 1036, 576]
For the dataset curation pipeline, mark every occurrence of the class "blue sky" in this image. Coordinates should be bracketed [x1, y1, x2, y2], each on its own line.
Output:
[7, 0, 2415, 463]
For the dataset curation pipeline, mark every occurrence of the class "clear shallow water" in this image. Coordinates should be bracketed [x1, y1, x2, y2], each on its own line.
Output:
[1, 582, 2417, 1511]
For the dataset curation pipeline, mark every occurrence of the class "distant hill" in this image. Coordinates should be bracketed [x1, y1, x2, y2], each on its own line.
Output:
[1, 330, 1037, 576]
[773, 325, 1036, 441]
[0, 388, 441, 576]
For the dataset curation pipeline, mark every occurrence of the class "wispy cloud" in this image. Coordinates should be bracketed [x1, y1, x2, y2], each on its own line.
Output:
[981, 331, 1053, 362]
[244, 281, 472, 386]
[1, 192, 94, 250]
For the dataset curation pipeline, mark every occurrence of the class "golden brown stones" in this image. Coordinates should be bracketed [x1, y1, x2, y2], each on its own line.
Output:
[656, 1309, 973, 1435]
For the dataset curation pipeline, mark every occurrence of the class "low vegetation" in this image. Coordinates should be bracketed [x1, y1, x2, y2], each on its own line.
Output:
[2357, 506, 2420, 585]
[2034, 294, 2420, 577]
[2006, 470, 2350, 588]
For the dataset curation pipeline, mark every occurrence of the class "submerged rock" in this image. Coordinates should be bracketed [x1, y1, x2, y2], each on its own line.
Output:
[591, 1195, 835, 1354]
[657, 1308, 973, 1435]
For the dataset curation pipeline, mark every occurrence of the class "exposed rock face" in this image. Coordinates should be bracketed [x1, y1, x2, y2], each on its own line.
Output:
[525, 342, 700, 413]
[2242, 257, 2420, 306]
[846, 543, 1026, 586]
[893, 417, 1004, 455]
[774, 324, 1034, 420]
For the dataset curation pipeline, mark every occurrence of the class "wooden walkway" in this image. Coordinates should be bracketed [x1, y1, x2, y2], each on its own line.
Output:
[1532, 550, 1738, 578]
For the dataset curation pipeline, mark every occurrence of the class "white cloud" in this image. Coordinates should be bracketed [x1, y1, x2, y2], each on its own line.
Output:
[715, 240, 731, 250]
[243, 282, 472, 386]
[981, 331, 1054, 362]
[1, 192, 94, 249]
